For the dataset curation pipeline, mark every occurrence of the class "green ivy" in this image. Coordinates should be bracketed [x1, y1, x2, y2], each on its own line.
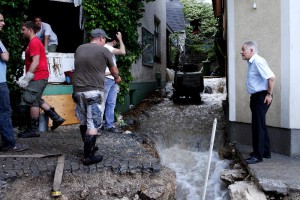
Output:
[0, 0, 30, 126]
[83, 0, 154, 105]
[181, 0, 218, 61]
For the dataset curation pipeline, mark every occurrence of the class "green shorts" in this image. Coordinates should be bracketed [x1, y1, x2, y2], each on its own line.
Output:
[20, 79, 48, 107]
[47, 44, 57, 52]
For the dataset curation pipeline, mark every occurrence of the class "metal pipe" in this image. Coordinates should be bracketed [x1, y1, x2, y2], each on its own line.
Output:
[202, 118, 217, 200]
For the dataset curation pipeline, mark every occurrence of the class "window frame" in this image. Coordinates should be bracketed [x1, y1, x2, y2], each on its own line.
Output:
[142, 27, 154, 67]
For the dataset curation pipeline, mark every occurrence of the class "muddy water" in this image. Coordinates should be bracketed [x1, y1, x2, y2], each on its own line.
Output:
[136, 78, 230, 199]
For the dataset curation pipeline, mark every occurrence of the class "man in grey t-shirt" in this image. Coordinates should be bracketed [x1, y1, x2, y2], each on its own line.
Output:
[73, 28, 121, 166]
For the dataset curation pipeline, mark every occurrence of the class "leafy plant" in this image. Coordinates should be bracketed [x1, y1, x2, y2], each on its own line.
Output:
[181, 0, 218, 61]
[83, 0, 154, 105]
[0, 0, 30, 126]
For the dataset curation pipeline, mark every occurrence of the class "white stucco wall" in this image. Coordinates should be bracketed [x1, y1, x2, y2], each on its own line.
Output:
[228, 0, 300, 129]
[281, 0, 300, 129]
[130, 0, 167, 82]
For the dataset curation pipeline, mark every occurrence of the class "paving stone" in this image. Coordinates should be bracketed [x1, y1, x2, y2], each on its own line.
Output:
[64, 160, 72, 173]
[16, 170, 24, 177]
[4, 170, 17, 179]
[23, 169, 31, 175]
[37, 161, 48, 172]
[70, 162, 80, 172]
[89, 164, 96, 173]
[0, 124, 162, 183]
[0, 172, 7, 181]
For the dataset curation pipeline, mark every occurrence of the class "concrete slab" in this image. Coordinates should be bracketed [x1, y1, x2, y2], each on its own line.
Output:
[237, 144, 300, 195]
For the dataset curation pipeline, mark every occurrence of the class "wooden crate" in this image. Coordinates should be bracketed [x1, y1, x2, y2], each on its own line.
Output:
[43, 94, 79, 125]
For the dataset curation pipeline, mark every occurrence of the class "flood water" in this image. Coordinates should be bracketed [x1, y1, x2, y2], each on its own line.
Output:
[160, 145, 230, 200]
[137, 78, 230, 199]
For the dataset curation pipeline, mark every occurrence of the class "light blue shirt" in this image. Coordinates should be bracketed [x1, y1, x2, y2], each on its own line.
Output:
[0, 40, 7, 83]
[246, 54, 275, 94]
[36, 22, 58, 46]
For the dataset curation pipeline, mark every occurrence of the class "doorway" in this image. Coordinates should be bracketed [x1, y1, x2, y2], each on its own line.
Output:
[26, 0, 84, 53]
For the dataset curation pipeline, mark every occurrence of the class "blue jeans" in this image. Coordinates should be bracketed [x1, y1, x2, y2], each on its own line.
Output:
[103, 78, 119, 129]
[0, 82, 15, 148]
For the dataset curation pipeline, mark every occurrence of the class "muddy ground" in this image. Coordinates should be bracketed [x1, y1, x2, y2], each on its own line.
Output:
[1, 78, 228, 200]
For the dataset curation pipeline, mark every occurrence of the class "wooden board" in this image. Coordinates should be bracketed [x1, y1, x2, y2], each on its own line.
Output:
[52, 155, 65, 197]
[43, 94, 79, 125]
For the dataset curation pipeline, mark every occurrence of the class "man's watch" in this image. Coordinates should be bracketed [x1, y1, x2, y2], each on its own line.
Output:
[267, 92, 272, 96]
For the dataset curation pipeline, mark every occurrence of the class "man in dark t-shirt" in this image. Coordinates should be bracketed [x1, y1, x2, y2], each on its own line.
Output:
[73, 28, 121, 165]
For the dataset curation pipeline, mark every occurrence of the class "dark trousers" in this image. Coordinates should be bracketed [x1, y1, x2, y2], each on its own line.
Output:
[250, 91, 270, 160]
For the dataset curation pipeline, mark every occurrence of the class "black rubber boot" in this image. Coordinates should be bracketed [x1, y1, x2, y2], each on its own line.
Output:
[79, 125, 99, 153]
[79, 125, 87, 141]
[45, 107, 65, 130]
[17, 118, 40, 138]
[17, 105, 31, 131]
[83, 135, 103, 166]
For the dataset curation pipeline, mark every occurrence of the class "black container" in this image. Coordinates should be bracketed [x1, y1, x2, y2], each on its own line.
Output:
[181, 64, 199, 72]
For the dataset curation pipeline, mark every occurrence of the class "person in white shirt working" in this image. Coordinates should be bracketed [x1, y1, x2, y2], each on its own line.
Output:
[34, 16, 58, 53]
[102, 31, 126, 133]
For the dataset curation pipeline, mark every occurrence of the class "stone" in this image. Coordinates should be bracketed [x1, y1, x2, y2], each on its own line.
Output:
[220, 168, 248, 185]
[229, 181, 267, 200]
[259, 178, 288, 195]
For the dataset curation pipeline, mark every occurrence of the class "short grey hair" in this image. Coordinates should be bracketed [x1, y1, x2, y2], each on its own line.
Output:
[243, 40, 258, 53]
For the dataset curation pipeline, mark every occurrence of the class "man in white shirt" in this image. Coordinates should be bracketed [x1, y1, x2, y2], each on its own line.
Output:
[34, 16, 58, 53]
[102, 32, 126, 133]
[240, 40, 275, 164]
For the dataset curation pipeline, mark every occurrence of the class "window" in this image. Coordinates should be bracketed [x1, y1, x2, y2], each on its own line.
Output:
[154, 18, 161, 61]
[142, 27, 154, 67]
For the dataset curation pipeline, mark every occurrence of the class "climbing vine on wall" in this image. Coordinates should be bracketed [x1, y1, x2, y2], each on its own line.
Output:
[83, 0, 154, 105]
[0, 0, 30, 125]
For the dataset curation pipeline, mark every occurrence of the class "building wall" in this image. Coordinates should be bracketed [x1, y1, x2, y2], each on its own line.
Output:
[131, 0, 167, 83]
[227, 0, 300, 156]
[228, 0, 281, 127]
[281, 0, 300, 129]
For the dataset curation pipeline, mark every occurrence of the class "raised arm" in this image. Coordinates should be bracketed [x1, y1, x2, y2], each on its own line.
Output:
[112, 32, 126, 55]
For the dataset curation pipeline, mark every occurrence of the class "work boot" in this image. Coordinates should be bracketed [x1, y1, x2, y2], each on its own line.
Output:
[79, 125, 99, 153]
[17, 118, 40, 138]
[83, 135, 103, 166]
[79, 125, 87, 141]
[45, 107, 65, 130]
[17, 105, 31, 131]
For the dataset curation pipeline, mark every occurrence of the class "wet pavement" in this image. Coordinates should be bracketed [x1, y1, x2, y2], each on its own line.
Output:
[237, 144, 300, 195]
[0, 126, 160, 181]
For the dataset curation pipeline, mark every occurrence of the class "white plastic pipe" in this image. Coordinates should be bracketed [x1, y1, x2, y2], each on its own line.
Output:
[202, 118, 217, 200]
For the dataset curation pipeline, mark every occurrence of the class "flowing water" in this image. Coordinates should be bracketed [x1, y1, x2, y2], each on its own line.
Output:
[137, 78, 230, 199]
[160, 146, 230, 200]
